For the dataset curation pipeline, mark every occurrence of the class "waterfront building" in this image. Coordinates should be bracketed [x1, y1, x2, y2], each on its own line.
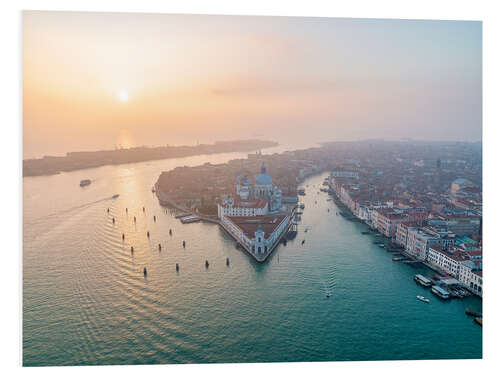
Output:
[405, 226, 455, 261]
[221, 214, 290, 261]
[330, 170, 359, 179]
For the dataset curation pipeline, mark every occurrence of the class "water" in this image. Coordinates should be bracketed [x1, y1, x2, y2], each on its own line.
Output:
[23, 150, 482, 366]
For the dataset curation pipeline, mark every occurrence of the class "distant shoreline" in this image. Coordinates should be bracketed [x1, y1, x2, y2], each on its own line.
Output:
[23, 139, 278, 177]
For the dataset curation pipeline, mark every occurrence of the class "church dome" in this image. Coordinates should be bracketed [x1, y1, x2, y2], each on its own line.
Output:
[255, 163, 273, 186]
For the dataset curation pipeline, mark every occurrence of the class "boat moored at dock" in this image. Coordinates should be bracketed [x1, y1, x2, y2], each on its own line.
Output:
[431, 285, 450, 300]
[414, 274, 432, 287]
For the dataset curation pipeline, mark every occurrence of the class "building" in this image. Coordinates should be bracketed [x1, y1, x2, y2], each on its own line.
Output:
[217, 196, 268, 218]
[438, 213, 481, 236]
[221, 214, 290, 261]
[237, 163, 283, 212]
[451, 178, 474, 195]
[330, 170, 359, 179]
[405, 227, 456, 261]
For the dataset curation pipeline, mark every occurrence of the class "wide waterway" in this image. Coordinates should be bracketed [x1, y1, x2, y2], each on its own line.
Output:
[23, 146, 482, 366]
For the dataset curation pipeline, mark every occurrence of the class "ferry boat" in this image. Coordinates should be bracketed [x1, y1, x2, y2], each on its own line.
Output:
[431, 285, 450, 300]
[80, 179, 91, 187]
[414, 274, 432, 287]
[417, 295, 430, 303]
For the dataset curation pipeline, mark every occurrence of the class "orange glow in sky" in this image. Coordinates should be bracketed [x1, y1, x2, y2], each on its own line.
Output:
[23, 11, 482, 159]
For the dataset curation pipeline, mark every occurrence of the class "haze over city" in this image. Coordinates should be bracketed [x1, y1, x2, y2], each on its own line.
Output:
[23, 11, 481, 158]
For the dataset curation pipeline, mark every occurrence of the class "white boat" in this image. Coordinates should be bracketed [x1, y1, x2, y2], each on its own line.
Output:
[417, 295, 430, 303]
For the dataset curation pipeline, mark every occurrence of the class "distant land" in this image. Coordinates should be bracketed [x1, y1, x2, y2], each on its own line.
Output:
[23, 139, 278, 177]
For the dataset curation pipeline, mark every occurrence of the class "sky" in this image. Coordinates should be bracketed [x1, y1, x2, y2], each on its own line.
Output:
[23, 11, 482, 159]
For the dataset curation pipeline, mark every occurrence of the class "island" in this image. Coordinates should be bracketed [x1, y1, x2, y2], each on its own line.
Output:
[23, 139, 278, 176]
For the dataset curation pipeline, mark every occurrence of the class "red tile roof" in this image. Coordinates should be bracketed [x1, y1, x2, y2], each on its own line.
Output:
[226, 215, 288, 239]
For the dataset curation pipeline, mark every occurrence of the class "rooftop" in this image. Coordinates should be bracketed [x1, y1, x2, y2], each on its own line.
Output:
[226, 215, 288, 239]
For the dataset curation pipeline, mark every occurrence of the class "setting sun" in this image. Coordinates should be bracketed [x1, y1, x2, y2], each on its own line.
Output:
[118, 91, 129, 102]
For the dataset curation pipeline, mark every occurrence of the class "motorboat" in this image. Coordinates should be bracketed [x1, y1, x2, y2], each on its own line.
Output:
[80, 179, 91, 187]
[417, 295, 430, 303]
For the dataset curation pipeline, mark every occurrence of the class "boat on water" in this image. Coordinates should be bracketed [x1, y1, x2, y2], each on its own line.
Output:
[465, 308, 482, 318]
[378, 244, 385, 248]
[417, 295, 430, 303]
[414, 274, 432, 287]
[361, 231, 370, 235]
[431, 285, 451, 300]
[474, 317, 482, 326]
[80, 179, 91, 187]
[392, 257, 404, 261]
[111, 194, 119, 199]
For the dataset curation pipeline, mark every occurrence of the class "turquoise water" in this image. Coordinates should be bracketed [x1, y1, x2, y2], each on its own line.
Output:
[23, 152, 482, 366]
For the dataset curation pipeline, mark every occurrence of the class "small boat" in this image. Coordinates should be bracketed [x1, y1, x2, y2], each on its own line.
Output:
[474, 317, 482, 326]
[80, 179, 91, 187]
[378, 244, 385, 248]
[361, 231, 370, 235]
[417, 295, 430, 303]
[176, 263, 179, 271]
[465, 308, 482, 318]
[326, 294, 331, 298]
[226, 257, 230, 266]
[392, 257, 403, 261]
[301, 240, 305, 245]
[205, 260, 209, 268]
[143, 267, 147, 277]
[111, 194, 119, 199]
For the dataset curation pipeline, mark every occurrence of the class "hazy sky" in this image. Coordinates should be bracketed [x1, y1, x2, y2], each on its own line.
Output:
[23, 11, 482, 158]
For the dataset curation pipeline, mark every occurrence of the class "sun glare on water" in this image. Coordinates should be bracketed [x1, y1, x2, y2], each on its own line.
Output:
[118, 91, 129, 102]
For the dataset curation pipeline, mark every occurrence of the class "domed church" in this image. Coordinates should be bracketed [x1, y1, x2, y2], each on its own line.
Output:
[237, 163, 282, 212]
